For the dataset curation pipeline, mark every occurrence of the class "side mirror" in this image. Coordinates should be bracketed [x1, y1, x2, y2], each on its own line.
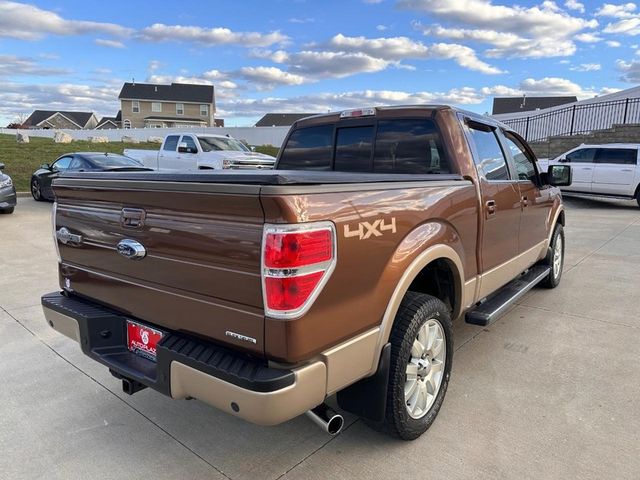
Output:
[41, 163, 51, 170]
[250, 146, 256, 152]
[0, 163, 5, 170]
[546, 165, 572, 187]
[557, 157, 568, 163]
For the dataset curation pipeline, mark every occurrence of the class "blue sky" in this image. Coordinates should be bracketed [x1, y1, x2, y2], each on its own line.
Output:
[0, 0, 638, 126]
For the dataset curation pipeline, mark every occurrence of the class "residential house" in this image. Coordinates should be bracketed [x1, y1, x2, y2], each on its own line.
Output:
[118, 82, 216, 129]
[492, 96, 578, 115]
[255, 113, 320, 127]
[95, 111, 122, 130]
[22, 110, 99, 130]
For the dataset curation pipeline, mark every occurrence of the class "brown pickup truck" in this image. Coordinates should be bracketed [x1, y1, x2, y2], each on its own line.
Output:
[42, 106, 571, 440]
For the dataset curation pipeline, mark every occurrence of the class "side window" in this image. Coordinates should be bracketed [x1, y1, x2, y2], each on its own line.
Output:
[53, 156, 73, 171]
[467, 125, 510, 181]
[334, 126, 374, 172]
[373, 119, 451, 174]
[68, 157, 86, 170]
[565, 148, 596, 163]
[595, 148, 637, 165]
[181, 135, 198, 152]
[278, 125, 333, 170]
[503, 132, 537, 182]
[163, 135, 180, 152]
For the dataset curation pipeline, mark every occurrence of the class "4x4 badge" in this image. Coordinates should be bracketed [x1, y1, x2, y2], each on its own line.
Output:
[344, 218, 397, 240]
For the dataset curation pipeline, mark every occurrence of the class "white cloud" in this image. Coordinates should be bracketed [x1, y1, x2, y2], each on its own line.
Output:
[239, 66, 306, 88]
[607, 40, 622, 46]
[595, 3, 637, 18]
[0, 1, 132, 40]
[570, 63, 602, 71]
[419, 23, 576, 57]
[325, 34, 504, 73]
[139, 24, 288, 47]
[616, 58, 640, 81]
[564, 0, 585, 13]
[603, 17, 640, 34]
[518, 77, 602, 98]
[289, 17, 315, 24]
[288, 50, 392, 77]
[0, 55, 69, 76]
[376, 24, 389, 31]
[574, 32, 603, 42]
[94, 38, 125, 48]
[399, 0, 597, 36]
[250, 49, 290, 63]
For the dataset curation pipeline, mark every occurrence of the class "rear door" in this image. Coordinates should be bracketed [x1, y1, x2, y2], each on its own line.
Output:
[53, 178, 266, 354]
[558, 147, 596, 193]
[592, 147, 638, 196]
[464, 120, 522, 298]
[157, 135, 180, 170]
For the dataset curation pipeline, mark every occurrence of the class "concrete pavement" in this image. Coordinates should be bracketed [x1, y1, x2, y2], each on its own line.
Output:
[0, 196, 638, 480]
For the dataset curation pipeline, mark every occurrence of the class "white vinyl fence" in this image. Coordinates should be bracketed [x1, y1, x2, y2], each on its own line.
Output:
[0, 126, 290, 147]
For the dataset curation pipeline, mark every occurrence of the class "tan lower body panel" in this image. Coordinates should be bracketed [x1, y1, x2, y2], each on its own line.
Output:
[43, 308, 81, 343]
[170, 361, 327, 426]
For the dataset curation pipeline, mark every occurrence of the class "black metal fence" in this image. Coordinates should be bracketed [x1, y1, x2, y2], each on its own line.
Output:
[501, 97, 640, 142]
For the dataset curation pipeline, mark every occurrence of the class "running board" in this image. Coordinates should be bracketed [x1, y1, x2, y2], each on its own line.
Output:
[465, 265, 550, 326]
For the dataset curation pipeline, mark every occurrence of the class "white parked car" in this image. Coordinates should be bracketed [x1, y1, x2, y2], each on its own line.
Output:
[124, 133, 276, 171]
[538, 144, 640, 207]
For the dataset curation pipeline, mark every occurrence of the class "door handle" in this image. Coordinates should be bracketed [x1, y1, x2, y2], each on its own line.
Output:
[621, 169, 633, 172]
[581, 167, 592, 170]
[120, 208, 146, 229]
[485, 200, 497, 217]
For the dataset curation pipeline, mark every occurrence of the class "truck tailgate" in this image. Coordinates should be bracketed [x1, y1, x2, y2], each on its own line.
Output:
[53, 177, 265, 355]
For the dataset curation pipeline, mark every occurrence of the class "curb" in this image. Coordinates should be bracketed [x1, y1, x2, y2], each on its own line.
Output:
[17, 192, 31, 198]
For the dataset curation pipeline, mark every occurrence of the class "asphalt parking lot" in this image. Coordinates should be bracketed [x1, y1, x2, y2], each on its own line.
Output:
[1, 196, 639, 480]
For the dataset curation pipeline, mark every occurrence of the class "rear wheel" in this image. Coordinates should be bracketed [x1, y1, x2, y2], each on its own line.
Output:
[31, 178, 43, 201]
[367, 292, 453, 440]
[635, 188, 640, 208]
[540, 224, 564, 288]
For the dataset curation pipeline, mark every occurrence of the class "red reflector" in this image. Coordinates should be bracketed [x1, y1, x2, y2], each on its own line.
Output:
[265, 272, 324, 311]
[264, 229, 332, 268]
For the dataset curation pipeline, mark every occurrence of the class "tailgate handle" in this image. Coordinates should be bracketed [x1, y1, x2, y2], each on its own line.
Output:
[121, 208, 146, 229]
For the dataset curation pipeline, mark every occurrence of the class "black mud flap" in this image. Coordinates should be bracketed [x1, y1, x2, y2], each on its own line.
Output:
[336, 343, 390, 422]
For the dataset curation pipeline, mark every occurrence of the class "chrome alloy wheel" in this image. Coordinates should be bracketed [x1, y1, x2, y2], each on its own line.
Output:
[404, 319, 446, 419]
[553, 235, 563, 279]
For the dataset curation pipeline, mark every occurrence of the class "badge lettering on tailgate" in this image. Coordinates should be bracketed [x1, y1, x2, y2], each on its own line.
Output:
[343, 218, 397, 240]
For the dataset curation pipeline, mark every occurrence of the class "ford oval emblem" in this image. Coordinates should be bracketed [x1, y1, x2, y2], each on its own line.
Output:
[116, 239, 147, 260]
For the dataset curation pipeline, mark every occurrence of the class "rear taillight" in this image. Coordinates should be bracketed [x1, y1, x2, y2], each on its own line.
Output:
[52, 202, 61, 263]
[262, 222, 336, 319]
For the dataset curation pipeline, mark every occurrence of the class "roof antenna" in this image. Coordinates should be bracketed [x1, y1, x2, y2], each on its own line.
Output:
[132, 77, 135, 86]
[520, 94, 526, 109]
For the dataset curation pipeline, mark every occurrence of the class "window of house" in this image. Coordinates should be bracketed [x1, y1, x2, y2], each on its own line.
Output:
[152, 102, 162, 113]
[200, 104, 209, 116]
[131, 101, 140, 113]
[467, 124, 510, 181]
[123, 119, 131, 129]
[176, 104, 184, 116]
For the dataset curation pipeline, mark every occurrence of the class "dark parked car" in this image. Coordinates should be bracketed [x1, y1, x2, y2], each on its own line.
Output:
[31, 153, 148, 201]
[0, 163, 17, 214]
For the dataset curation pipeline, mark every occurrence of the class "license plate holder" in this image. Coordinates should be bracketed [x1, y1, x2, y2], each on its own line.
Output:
[126, 320, 164, 362]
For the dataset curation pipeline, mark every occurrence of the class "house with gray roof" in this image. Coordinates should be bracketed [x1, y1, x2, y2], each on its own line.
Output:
[254, 113, 320, 127]
[492, 96, 578, 115]
[118, 82, 216, 128]
[22, 110, 99, 130]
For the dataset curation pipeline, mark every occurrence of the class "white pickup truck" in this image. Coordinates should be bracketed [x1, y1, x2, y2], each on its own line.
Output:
[124, 133, 276, 171]
[538, 143, 640, 207]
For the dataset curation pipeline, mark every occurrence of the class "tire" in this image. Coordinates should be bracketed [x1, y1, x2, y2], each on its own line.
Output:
[0, 207, 14, 214]
[368, 292, 453, 440]
[31, 178, 43, 201]
[636, 188, 640, 208]
[540, 224, 564, 288]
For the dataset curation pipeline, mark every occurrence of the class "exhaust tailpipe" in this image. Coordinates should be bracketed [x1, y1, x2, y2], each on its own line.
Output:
[306, 404, 344, 435]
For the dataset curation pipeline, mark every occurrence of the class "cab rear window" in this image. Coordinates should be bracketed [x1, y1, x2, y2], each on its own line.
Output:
[278, 119, 452, 174]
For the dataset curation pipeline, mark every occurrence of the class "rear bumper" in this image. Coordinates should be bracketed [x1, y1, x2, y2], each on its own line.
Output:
[42, 291, 326, 425]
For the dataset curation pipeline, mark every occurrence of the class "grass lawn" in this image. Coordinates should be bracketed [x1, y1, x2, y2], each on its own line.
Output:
[0, 133, 280, 192]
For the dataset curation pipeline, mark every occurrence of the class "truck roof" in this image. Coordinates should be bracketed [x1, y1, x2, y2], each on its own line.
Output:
[292, 104, 513, 132]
